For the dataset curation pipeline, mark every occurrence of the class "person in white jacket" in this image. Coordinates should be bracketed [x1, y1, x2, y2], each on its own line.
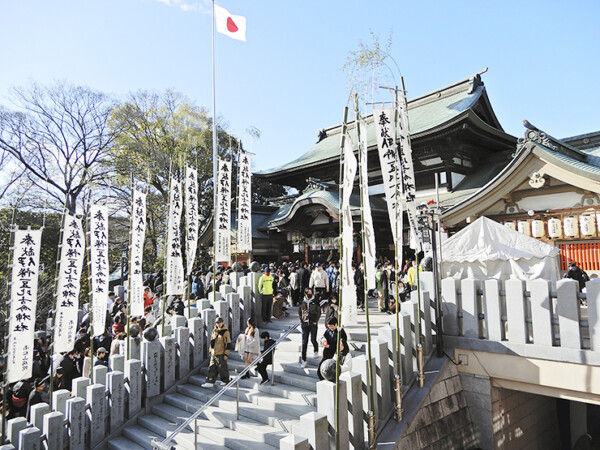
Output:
[309, 263, 329, 303]
[240, 318, 260, 378]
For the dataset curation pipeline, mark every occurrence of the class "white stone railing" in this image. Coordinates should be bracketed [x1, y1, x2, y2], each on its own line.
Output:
[440, 277, 600, 364]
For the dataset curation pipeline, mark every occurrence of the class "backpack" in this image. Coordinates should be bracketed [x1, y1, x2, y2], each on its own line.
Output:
[308, 302, 320, 323]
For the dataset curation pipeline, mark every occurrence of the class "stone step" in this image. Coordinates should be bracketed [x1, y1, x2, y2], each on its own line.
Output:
[163, 393, 290, 448]
[197, 361, 318, 392]
[122, 422, 225, 450]
[188, 375, 315, 417]
[176, 383, 300, 433]
[280, 362, 319, 378]
[108, 436, 146, 450]
[151, 403, 278, 450]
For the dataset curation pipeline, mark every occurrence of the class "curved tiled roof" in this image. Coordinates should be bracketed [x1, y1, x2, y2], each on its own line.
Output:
[258, 77, 487, 175]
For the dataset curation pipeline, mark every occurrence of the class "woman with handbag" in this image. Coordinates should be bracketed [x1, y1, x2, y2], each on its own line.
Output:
[241, 318, 259, 378]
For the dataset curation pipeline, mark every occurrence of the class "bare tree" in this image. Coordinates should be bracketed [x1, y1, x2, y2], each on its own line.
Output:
[0, 81, 117, 213]
[0, 147, 25, 203]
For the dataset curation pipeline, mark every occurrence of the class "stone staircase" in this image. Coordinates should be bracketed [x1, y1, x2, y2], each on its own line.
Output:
[107, 300, 393, 450]
[108, 316, 319, 449]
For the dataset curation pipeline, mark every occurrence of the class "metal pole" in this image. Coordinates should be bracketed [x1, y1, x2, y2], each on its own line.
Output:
[394, 374, 403, 422]
[235, 380, 240, 420]
[417, 344, 424, 388]
[434, 176, 444, 356]
[270, 351, 274, 386]
[367, 410, 376, 449]
[211, 0, 218, 296]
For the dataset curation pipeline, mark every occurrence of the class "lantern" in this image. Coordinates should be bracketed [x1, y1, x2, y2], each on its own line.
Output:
[518, 220, 531, 236]
[580, 214, 596, 237]
[564, 216, 578, 238]
[548, 217, 562, 239]
[531, 219, 545, 238]
[504, 221, 516, 231]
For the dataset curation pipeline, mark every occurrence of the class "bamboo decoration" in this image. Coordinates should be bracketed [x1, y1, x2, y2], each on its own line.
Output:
[335, 106, 348, 450]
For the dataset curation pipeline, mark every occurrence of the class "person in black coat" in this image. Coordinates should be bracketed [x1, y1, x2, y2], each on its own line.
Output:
[59, 350, 78, 391]
[317, 317, 348, 380]
[565, 262, 589, 292]
[256, 332, 275, 384]
[26, 379, 46, 421]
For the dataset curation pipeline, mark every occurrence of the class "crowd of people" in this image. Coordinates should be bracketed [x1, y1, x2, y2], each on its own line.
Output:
[2, 256, 422, 423]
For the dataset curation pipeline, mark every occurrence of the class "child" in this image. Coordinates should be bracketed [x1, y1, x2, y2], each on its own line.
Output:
[256, 331, 275, 385]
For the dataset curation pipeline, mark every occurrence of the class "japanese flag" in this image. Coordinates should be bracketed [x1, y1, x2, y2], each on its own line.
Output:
[215, 4, 246, 41]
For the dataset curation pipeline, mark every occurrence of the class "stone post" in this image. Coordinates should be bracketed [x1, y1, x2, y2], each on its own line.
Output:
[203, 308, 217, 359]
[441, 277, 460, 336]
[369, 339, 392, 425]
[172, 315, 187, 329]
[29, 402, 49, 430]
[142, 340, 162, 397]
[297, 411, 328, 450]
[93, 365, 108, 387]
[239, 285, 252, 326]
[109, 354, 125, 373]
[316, 379, 349, 450]
[190, 317, 204, 368]
[72, 377, 90, 400]
[52, 389, 71, 416]
[279, 435, 310, 450]
[208, 292, 222, 303]
[227, 293, 241, 338]
[6, 418, 27, 445]
[220, 284, 233, 296]
[378, 324, 398, 385]
[340, 372, 364, 450]
[214, 300, 229, 329]
[43, 412, 64, 450]
[107, 371, 125, 431]
[125, 359, 142, 417]
[87, 384, 106, 447]
[129, 336, 142, 361]
[398, 311, 414, 385]
[19, 427, 41, 450]
[160, 336, 176, 391]
[66, 397, 86, 450]
[175, 327, 190, 378]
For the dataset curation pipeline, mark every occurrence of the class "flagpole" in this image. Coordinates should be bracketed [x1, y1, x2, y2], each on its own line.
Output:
[211, 0, 219, 295]
[393, 86, 403, 394]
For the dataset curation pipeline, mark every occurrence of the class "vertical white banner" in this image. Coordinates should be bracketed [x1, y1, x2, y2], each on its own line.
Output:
[374, 107, 403, 244]
[359, 119, 377, 291]
[130, 190, 147, 316]
[215, 159, 232, 263]
[54, 215, 85, 354]
[397, 92, 421, 252]
[237, 154, 252, 253]
[7, 229, 42, 383]
[90, 204, 109, 337]
[185, 167, 199, 275]
[341, 137, 358, 326]
[166, 178, 185, 295]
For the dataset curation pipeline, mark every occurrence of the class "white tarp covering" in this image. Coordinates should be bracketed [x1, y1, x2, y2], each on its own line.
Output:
[441, 216, 561, 281]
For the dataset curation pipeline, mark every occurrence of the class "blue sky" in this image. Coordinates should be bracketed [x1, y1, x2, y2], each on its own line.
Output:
[1, 0, 598, 172]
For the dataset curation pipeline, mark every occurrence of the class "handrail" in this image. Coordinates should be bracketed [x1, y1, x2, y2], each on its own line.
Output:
[152, 320, 301, 450]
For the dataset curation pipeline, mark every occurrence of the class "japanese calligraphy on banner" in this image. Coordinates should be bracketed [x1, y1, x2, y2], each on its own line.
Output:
[185, 167, 199, 276]
[340, 135, 358, 326]
[397, 92, 421, 251]
[237, 154, 252, 253]
[54, 215, 85, 354]
[130, 190, 147, 316]
[374, 107, 403, 245]
[90, 204, 109, 337]
[215, 159, 232, 263]
[7, 229, 42, 383]
[166, 178, 185, 295]
[358, 119, 377, 291]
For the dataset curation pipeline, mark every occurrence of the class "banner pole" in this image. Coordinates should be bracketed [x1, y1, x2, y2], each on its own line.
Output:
[2, 209, 17, 446]
[335, 106, 348, 450]
[355, 96, 376, 443]
[127, 174, 134, 360]
[85, 191, 95, 383]
[393, 86, 403, 384]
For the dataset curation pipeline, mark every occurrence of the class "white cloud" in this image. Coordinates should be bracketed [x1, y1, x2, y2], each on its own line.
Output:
[156, 0, 211, 14]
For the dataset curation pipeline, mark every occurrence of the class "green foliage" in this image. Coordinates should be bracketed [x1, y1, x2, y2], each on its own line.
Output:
[341, 31, 395, 104]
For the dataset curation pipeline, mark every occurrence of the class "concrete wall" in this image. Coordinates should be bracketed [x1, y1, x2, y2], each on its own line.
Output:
[395, 360, 478, 449]
[492, 387, 561, 450]
[460, 373, 493, 450]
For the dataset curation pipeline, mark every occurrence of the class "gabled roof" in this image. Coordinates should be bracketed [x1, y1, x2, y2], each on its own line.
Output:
[442, 124, 600, 226]
[258, 71, 506, 177]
